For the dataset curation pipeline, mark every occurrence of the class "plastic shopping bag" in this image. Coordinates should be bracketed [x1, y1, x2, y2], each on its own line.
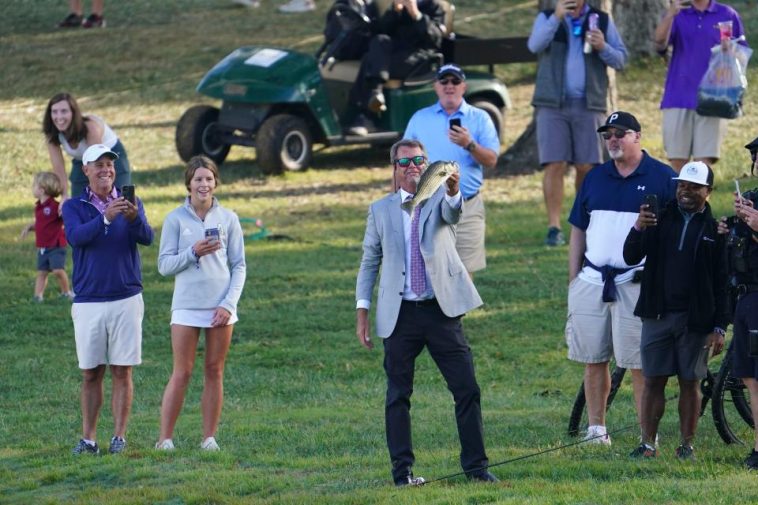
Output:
[696, 39, 753, 119]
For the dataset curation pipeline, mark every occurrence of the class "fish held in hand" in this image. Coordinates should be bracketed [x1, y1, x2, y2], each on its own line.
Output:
[401, 160, 459, 220]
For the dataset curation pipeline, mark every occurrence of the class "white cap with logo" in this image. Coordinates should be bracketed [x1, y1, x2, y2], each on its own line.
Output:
[672, 161, 714, 187]
[82, 144, 119, 165]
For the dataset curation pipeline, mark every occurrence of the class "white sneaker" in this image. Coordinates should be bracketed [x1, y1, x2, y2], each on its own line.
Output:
[278, 0, 316, 13]
[200, 437, 220, 451]
[155, 439, 175, 450]
[232, 0, 261, 6]
[583, 425, 611, 446]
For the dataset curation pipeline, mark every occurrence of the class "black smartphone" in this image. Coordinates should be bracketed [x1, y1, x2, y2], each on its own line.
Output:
[205, 227, 220, 244]
[449, 118, 461, 130]
[121, 185, 135, 205]
[644, 194, 658, 218]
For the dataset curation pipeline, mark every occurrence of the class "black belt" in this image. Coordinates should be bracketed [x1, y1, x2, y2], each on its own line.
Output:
[583, 257, 635, 303]
[402, 298, 438, 307]
[464, 192, 479, 202]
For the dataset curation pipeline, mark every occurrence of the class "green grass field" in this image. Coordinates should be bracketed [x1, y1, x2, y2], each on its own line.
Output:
[2, 1, 758, 503]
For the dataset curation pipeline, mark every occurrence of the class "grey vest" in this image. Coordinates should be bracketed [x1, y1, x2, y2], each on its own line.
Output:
[531, 9, 610, 112]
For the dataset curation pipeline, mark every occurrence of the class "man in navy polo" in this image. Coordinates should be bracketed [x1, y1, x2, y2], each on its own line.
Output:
[404, 63, 499, 276]
[566, 111, 676, 445]
[654, 0, 747, 172]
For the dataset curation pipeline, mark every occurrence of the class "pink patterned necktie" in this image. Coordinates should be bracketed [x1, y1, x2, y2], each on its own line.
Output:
[409, 205, 426, 295]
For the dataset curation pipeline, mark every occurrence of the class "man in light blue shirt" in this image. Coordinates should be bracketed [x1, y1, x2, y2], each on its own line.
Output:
[404, 64, 499, 274]
[528, 0, 627, 246]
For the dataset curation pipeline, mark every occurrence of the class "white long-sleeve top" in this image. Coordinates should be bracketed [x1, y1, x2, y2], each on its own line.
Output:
[158, 198, 246, 315]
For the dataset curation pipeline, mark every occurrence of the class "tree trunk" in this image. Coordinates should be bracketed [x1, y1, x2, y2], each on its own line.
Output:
[611, 0, 669, 59]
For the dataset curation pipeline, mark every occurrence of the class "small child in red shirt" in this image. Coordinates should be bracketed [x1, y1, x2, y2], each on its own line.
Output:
[19, 172, 74, 302]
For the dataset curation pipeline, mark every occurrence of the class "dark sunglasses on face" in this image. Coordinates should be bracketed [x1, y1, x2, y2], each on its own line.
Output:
[438, 78, 462, 86]
[600, 129, 633, 140]
[394, 156, 427, 167]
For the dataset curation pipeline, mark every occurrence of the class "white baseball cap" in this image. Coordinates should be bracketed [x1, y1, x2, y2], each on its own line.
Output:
[82, 144, 119, 165]
[673, 161, 714, 187]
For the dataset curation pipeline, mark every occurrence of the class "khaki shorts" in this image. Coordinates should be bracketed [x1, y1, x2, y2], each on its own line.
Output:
[566, 277, 642, 369]
[456, 193, 486, 273]
[662, 108, 727, 160]
[72, 293, 143, 369]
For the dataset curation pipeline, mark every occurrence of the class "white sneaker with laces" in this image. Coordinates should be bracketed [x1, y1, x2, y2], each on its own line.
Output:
[583, 425, 611, 446]
[232, 0, 261, 6]
[155, 439, 175, 450]
[200, 437, 220, 451]
[278, 0, 316, 13]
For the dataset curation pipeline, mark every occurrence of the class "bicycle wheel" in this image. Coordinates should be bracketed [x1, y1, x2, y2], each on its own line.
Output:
[711, 348, 754, 445]
[568, 363, 627, 436]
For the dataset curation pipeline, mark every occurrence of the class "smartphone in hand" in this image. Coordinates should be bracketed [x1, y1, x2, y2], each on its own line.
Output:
[121, 185, 135, 205]
[449, 118, 461, 130]
[205, 227, 220, 244]
[644, 194, 658, 219]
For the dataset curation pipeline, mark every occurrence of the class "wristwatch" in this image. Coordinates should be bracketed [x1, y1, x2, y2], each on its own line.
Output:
[465, 141, 477, 152]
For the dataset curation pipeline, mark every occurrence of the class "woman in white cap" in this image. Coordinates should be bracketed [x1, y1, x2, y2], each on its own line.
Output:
[43, 92, 131, 200]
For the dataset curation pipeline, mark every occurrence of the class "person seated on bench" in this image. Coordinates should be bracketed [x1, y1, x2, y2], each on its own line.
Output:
[347, 0, 446, 136]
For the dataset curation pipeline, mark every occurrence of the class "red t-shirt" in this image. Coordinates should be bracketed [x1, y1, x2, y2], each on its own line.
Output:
[35, 198, 67, 248]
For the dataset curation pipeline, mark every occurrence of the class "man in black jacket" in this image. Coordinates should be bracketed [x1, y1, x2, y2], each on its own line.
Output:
[347, 0, 446, 135]
[623, 161, 729, 460]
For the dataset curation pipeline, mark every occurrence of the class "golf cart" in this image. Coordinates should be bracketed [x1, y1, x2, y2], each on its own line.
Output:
[175, 1, 531, 174]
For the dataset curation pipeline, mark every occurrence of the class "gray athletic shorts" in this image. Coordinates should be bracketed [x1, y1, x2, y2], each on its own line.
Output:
[641, 311, 709, 380]
[456, 193, 486, 272]
[662, 108, 727, 160]
[536, 100, 605, 165]
[37, 247, 66, 271]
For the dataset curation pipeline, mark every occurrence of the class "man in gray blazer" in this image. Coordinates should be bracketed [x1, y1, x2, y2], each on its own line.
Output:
[355, 139, 496, 486]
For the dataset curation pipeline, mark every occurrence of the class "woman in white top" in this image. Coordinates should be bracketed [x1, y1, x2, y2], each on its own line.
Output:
[155, 155, 246, 451]
[43, 92, 131, 199]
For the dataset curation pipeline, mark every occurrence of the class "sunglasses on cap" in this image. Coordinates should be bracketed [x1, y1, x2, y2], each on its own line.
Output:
[600, 129, 634, 140]
[394, 156, 427, 167]
[438, 78, 462, 86]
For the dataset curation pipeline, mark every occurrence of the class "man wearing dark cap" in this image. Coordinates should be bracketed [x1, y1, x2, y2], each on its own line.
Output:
[63, 144, 154, 456]
[624, 161, 729, 460]
[720, 137, 758, 469]
[528, 0, 628, 246]
[404, 63, 499, 276]
[566, 111, 676, 446]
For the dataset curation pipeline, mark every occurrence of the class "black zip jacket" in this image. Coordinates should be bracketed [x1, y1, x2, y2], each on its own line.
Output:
[623, 200, 729, 333]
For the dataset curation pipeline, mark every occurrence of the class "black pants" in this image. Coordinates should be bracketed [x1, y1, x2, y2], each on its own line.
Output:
[349, 34, 435, 111]
[383, 300, 488, 483]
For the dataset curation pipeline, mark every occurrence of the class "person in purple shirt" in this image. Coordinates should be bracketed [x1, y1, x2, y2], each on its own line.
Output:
[655, 0, 747, 173]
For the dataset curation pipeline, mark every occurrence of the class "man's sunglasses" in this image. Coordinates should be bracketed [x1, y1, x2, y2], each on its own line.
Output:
[600, 129, 633, 140]
[394, 156, 427, 167]
[438, 78, 462, 86]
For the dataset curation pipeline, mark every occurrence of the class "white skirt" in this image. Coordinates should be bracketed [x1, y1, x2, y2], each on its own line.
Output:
[171, 308, 238, 328]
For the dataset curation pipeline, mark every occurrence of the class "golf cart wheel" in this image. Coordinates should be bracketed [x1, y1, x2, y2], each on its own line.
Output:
[176, 105, 231, 164]
[256, 114, 313, 174]
[471, 99, 505, 143]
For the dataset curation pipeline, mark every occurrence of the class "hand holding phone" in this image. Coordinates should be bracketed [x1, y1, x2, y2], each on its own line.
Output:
[449, 118, 461, 130]
[735, 179, 743, 205]
[121, 185, 135, 205]
[205, 227, 220, 244]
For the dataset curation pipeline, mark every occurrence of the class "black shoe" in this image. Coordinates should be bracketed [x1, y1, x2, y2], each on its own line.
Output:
[109, 436, 126, 454]
[744, 449, 758, 470]
[395, 475, 426, 487]
[629, 442, 657, 459]
[58, 12, 82, 28]
[82, 13, 106, 28]
[545, 226, 565, 246]
[347, 114, 377, 136]
[675, 444, 694, 461]
[368, 90, 387, 113]
[468, 470, 499, 483]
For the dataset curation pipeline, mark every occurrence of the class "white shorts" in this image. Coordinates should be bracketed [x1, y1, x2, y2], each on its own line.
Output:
[565, 277, 642, 369]
[72, 293, 143, 369]
[662, 108, 727, 160]
[171, 308, 238, 327]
